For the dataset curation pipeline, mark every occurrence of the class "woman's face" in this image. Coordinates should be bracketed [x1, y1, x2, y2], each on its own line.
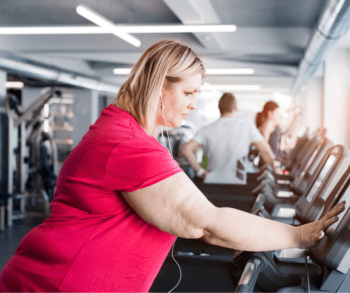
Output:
[269, 107, 282, 127]
[157, 73, 202, 128]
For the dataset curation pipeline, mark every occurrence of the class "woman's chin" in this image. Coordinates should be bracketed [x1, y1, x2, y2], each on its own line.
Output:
[158, 118, 182, 128]
[173, 119, 184, 128]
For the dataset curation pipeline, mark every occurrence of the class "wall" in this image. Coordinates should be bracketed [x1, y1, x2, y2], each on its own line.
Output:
[304, 76, 323, 134]
[72, 89, 99, 148]
[324, 48, 350, 146]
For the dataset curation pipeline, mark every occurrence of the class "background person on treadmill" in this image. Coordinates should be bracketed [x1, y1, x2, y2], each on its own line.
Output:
[182, 93, 276, 184]
[0, 39, 345, 292]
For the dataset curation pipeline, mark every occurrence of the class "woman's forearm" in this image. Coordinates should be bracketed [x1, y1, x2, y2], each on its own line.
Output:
[202, 207, 299, 251]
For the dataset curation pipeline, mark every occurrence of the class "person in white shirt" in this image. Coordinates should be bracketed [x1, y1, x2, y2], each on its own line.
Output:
[182, 93, 275, 184]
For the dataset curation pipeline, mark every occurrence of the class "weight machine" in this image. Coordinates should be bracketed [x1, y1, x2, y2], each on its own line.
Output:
[0, 88, 60, 231]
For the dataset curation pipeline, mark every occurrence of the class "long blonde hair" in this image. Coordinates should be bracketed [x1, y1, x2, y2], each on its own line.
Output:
[112, 39, 205, 132]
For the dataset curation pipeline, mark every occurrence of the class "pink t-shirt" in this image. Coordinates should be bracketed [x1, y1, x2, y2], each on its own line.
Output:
[0, 105, 182, 292]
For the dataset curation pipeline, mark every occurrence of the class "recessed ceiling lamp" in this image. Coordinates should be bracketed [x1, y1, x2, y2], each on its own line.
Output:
[113, 68, 253, 75]
[76, 4, 141, 47]
[5, 81, 24, 89]
[201, 84, 261, 91]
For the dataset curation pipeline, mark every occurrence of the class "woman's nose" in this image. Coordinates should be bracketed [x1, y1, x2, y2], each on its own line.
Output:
[189, 96, 197, 110]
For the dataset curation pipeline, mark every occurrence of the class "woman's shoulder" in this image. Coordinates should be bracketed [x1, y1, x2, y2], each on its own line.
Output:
[93, 105, 142, 138]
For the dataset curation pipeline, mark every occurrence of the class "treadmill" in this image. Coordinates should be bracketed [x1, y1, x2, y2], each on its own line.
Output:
[253, 145, 346, 217]
[255, 133, 318, 184]
[251, 137, 328, 206]
[194, 137, 332, 214]
[173, 146, 346, 258]
[234, 159, 350, 293]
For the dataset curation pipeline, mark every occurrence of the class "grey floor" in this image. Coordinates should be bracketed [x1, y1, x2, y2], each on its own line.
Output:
[0, 215, 46, 272]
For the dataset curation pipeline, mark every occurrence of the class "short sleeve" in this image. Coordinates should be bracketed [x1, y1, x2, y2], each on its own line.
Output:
[193, 127, 206, 147]
[103, 137, 182, 193]
[249, 122, 264, 143]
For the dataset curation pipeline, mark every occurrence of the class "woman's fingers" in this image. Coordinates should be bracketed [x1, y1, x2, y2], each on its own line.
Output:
[325, 227, 335, 235]
[319, 201, 346, 232]
[300, 202, 346, 249]
[318, 230, 325, 240]
[321, 201, 345, 221]
[321, 215, 339, 231]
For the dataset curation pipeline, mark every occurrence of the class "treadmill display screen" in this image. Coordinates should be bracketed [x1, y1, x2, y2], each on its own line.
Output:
[296, 145, 322, 182]
[306, 155, 337, 202]
[330, 206, 350, 232]
[320, 158, 350, 200]
[309, 148, 328, 176]
[329, 185, 350, 231]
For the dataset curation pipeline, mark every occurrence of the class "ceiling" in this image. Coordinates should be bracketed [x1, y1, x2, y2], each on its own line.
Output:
[0, 0, 349, 94]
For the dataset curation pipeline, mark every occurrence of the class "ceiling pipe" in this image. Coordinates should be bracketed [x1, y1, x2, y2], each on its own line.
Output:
[291, 0, 350, 95]
[0, 54, 120, 94]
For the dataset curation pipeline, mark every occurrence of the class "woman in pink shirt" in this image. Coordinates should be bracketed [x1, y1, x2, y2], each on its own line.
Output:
[0, 39, 345, 292]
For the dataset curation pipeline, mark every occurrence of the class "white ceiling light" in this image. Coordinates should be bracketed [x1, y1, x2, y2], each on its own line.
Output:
[206, 68, 254, 75]
[0, 27, 106, 34]
[0, 24, 236, 35]
[117, 24, 237, 33]
[5, 81, 24, 89]
[113, 67, 253, 75]
[76, 4, 141, 47]
[113, 68, 132, 75]
[201, 84, 261, 91]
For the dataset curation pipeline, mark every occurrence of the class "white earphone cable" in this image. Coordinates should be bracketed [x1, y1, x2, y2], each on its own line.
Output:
[160, 95, 173, 158]
[160, 94, 181, 292]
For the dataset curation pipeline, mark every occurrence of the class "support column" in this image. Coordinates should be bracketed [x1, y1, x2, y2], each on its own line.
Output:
[324, 48, 350, 146]
[0, 70, 6, 106]
[304, 76, 324, 133]
[91, 90, 99, 125]
[0, 70, 7, 231]
[72, 89, 100, 148]
[294, 88, 308, 136]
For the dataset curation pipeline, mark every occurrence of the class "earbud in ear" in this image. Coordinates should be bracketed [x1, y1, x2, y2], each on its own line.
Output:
[160, 94, 165, 109]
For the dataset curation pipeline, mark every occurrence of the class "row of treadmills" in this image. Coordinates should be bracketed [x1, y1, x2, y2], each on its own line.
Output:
[150, 132, 350, 292]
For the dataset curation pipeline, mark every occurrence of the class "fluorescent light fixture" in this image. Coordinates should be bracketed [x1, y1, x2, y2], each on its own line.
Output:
[76, 4, 141, 47]
[0, 27, 106, 34]
[116, 24, 237, 33]
[206, 68, 254, 75]
[113, 67, 254, 76]
[113, 68, 132, 75]
[201, 84, 261, 91]
[5, 81, 24, 89]
[0, 25, 236, 35]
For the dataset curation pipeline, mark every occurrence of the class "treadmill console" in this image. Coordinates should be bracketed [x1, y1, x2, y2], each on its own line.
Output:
[310, 183, 350, 274]
[305, 154, 337, 203]
[294, 147, 344, 221]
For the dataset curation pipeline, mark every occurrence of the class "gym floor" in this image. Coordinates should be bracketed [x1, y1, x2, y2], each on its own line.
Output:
[0, 216, 46, 272]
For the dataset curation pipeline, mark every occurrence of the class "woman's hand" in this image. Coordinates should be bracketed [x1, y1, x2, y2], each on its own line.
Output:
[200, 169, 210, 179]
[297, 201, 346, 249]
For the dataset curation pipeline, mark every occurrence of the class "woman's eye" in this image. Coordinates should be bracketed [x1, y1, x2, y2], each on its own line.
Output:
[185, 92, 192, 96]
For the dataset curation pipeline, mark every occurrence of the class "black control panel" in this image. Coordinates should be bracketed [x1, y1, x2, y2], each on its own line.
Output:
[311, 182, 350, 274]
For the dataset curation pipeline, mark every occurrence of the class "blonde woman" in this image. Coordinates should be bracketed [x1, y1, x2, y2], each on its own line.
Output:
[0, 40, 344, 292]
